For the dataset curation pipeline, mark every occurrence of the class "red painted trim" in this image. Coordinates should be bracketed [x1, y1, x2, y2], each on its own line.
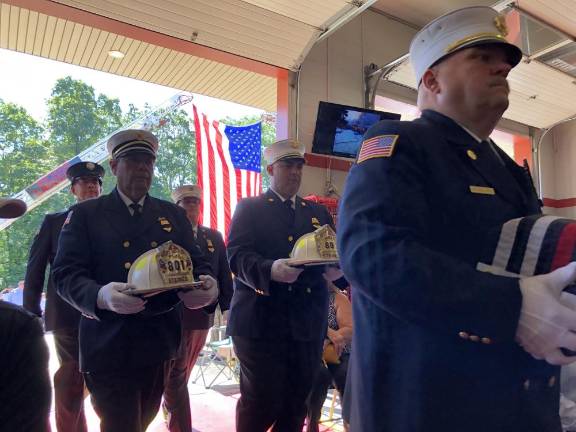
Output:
[276, 69, 289, 139]
[4, 0, 284, 78]
[305, 154, 353, 172]
[543, 198, 576, 208]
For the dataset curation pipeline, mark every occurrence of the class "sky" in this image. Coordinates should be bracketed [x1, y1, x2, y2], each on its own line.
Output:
[0, 48, 264, 123]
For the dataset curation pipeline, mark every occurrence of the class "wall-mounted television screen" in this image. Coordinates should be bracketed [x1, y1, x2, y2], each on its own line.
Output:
[311, 101, 401, 159]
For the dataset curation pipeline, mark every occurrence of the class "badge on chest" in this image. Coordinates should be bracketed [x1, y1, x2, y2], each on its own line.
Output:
[158, 217, 172, 232]
[311, 217, 321, 229]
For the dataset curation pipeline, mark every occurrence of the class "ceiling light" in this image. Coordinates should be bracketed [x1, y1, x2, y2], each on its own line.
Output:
[108, 50, 125, 59]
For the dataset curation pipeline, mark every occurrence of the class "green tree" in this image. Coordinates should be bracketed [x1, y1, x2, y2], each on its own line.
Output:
[149, 108, 197, 200]
[0, 78, 125, 287]
[46, 76, 123, 161]
[0, 100, 53, 287]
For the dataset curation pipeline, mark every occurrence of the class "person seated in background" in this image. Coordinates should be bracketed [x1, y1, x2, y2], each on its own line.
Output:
[0, 197, 51, 432]
[3, 280, 24, 306]
[306, 281, 353, 432]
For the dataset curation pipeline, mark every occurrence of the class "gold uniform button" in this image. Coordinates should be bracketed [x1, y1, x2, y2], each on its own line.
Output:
[288, 286, 293, 292]
[123, 241, 130, 248]
[469, 335, 480, 342]
[523, 379, 530, 390]
[548, 376, 556, 387]
[288, 236, 293, 242]
[124, 262, 131, 269]
[306, 287, 311, 294]
[458, 332, 469, 340]
[481, 337, 492, 345]
[151, 241, 158, 247]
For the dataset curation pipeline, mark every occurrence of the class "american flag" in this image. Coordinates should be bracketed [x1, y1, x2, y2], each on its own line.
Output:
[357, 134, 399, 164]
[192, 105, 262, 238]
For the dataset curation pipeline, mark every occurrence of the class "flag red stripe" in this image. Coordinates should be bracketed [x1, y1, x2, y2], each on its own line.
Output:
[212, 121, 232, 240]
[202, 114, 218, 230]
[551, 223, 576, 270]
[193, 105, 205, 224]
[235, 169, 243, 209]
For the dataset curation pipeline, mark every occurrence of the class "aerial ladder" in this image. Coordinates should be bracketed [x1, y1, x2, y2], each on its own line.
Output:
[0, 93, 193, 231]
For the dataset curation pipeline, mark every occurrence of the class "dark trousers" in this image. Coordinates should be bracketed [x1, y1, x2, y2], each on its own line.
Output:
[53, 327, 87, 432]
[232, 336, 323, 432]
[163, 328, 209, 432]
[84, 363, 166, 432]
[306, 353, 350, 432]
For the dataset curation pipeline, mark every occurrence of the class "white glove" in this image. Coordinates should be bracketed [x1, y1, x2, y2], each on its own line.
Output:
[97, 282, 146, 314]
[516, 262, 576, 365]
[178, 275, 218, 310]
[323, 265, 344, 282]
[271, 258, 303, 283]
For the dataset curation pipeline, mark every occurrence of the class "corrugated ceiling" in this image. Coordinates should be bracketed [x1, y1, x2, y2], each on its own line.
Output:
[0, 2, 278, 111]
[53, 0, 352, 70]
[0, 0, 367, 113]
[2, 0, 576, 127]
[372, 0, 494, 27]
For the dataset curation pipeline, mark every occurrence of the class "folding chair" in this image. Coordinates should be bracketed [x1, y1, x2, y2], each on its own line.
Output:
[192, 325, 239, 388]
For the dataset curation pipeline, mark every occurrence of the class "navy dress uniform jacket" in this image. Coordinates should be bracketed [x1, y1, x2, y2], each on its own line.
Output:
[180, 225, 233, 330]
[52, 189, 212, 373]
[24, 211, 81, 331]
[338, 110, 556, 432]
[226, 190, 334, 342]
[0, 301, 51, 431]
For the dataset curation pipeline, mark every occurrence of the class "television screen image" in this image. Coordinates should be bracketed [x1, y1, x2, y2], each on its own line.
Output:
[312, 102, 400, 159]
[333, 110, 382, 155]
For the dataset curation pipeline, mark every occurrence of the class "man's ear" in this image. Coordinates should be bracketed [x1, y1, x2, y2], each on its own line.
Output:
[421, 68, 440, 94]
[266, 164, 274, 176]
[109, 159, 118, 176]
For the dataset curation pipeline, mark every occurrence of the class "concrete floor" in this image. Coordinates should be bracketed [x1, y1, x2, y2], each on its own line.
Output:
[45, 334, 343, 431]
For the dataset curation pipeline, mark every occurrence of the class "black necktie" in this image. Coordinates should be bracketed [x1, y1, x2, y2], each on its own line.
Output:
[284, 199, 295, 224]
[129, 203, 142, 219]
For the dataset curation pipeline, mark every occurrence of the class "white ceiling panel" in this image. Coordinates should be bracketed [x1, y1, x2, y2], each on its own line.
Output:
[240, 0, 350, 28]
[53, 0, 359, 70]
[516, 0, 576, 38]
[371, 0, 494, 27]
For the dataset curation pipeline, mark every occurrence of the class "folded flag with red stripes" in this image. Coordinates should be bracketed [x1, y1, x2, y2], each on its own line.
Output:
[192, 105, 262, 239]
[477, 215, 576, 277]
